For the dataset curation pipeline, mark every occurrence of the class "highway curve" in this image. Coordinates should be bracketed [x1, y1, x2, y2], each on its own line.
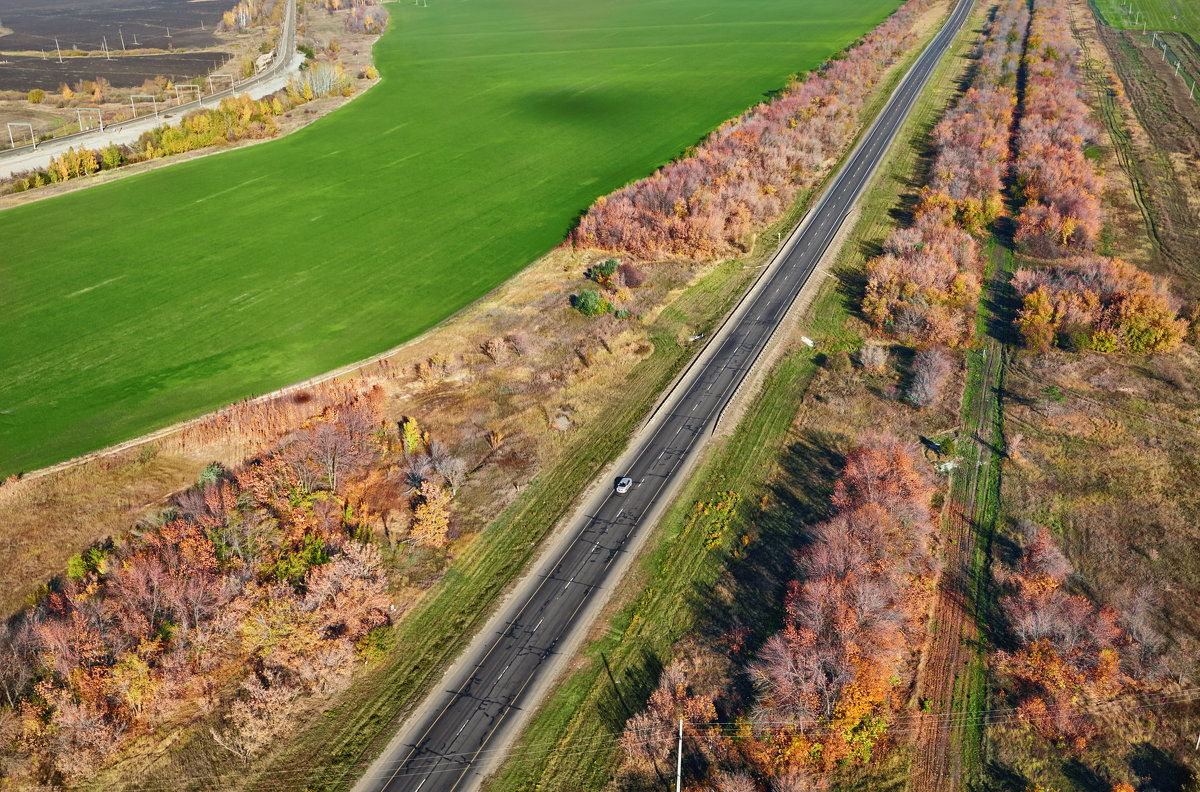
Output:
[355, 0, 975, 789]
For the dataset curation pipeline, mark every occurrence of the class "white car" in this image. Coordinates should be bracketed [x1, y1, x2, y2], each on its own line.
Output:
[615, 477, 633, 494]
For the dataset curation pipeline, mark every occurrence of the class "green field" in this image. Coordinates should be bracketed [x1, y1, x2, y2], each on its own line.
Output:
[1092, 0, 1200, 37]
[0, 0, 903, 476]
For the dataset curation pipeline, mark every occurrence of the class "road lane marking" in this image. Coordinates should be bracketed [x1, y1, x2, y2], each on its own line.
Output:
[380, 1, 973, 785]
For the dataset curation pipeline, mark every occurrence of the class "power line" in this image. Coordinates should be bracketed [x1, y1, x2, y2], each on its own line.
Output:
[73, 686, 1200, 791]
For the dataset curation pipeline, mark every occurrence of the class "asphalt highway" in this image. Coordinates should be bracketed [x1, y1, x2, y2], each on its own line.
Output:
[363, 1, 974, 789]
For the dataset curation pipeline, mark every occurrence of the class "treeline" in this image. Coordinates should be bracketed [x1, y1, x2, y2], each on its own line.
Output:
[1012, 0, 1102, 255]
[1008, 0, 1186, 356]
[863, 0, 1028, 347]
[993, 522, 1169, 750]
[347, 4, 388, 33]
[621, 438, 938, 789]
[6, 81, 345, 195]
[220, 0, 285, 32]
[142, 93, 281, 158]
[0, 400, 467, 782]
[1014, 255, 1187, 353]
[570, 0, 930, 261]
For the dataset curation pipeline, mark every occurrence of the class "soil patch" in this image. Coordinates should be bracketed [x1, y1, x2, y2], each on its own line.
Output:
[0, 0, 221, 52]
[0, 51, 231, 90]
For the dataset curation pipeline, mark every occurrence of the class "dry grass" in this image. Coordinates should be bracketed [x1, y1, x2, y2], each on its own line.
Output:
[0, 242, 707, 621]
[0, 448, 202, 615]
[1002, 347, 1200, 612]
[994, 346, 1200, 788]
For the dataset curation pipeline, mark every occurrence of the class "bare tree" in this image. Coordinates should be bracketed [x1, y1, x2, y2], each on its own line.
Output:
[400, 455, 431, 494]
[860, 342, 888, 374]
[908, 347, 953, 409]
[433, 454, 467, 495]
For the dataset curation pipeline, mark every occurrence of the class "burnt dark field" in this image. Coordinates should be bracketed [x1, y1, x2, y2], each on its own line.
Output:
[0, 0, 222, 54]
[0, 51, 230, 90]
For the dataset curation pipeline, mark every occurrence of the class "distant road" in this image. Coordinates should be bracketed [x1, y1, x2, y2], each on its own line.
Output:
[353, 0, 976, 790]
[0, 0, 298, 179]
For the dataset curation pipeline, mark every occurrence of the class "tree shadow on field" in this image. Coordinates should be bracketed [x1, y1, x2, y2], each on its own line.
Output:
[1062, 758, 1108, 791]
[683, 431, 845, 704]
[595, 647, 665, 733]
[985, 216, 1024, 347]
[1127, 743, 1192, 792]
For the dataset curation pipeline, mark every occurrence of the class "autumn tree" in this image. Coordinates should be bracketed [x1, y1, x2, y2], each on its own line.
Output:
[742, 438, 935, 779]
[1012, 257, 1186, 354]
[995, 522, 1127, 748]
[572, 0, 928, 261]
[400, 417, 425, 455]
[410, 481, 451, 548]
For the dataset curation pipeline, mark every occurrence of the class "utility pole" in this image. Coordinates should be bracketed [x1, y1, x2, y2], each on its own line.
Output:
[675, 719, 683, 792]
[119, 28, 125, 50]
[103, 36, 111, 60]
[55, 37, 63, 63]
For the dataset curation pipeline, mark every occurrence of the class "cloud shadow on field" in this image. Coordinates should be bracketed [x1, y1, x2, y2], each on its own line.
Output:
[516, 87, 632, 126]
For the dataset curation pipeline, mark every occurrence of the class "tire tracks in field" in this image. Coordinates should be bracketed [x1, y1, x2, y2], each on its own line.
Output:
[909, 244, 1007, 792]
[909, 1, 1026, 785]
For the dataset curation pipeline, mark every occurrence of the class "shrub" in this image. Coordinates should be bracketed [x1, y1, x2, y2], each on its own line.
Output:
[355, 625, 395, 664]
[27, 89, 45, 104]
[572, 290, 611, 317]
[828, 350, 852, 373]
[585, 259, 619, 285]
[197, 462, 224, 488]
[617, 262, 645, 288]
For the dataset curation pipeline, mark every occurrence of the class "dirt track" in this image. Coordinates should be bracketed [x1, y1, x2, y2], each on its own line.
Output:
[909, 245, 1006, 792]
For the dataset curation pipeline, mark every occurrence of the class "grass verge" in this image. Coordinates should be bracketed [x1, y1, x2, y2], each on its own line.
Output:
[480, 4, 990, 788]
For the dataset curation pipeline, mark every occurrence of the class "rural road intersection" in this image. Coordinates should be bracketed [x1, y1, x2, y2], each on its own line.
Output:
[354, 0, 976, 789]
